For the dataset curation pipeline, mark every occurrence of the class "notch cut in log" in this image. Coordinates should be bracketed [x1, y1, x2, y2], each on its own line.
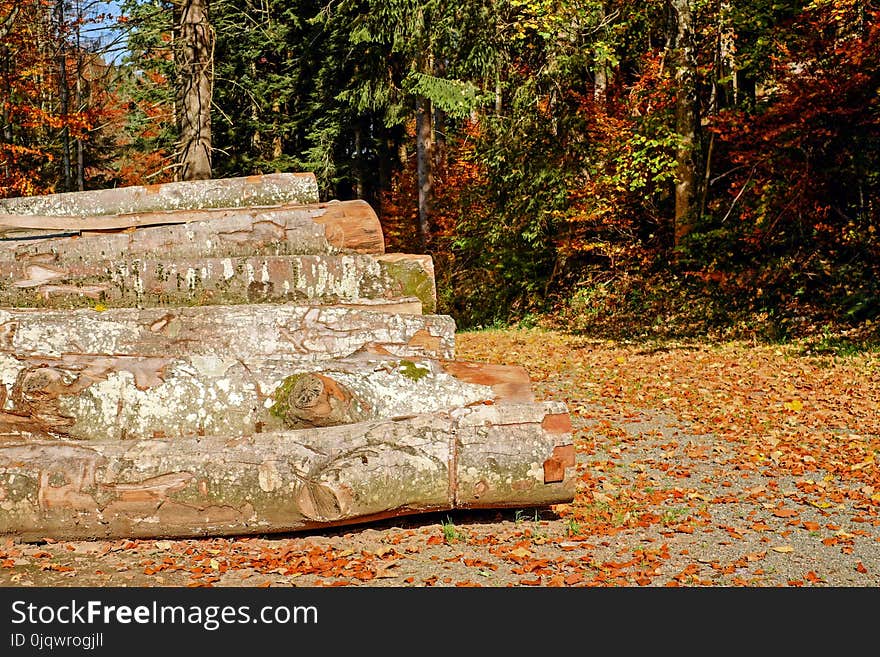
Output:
[0, 253, 435, 313]
[0, 199, 383, 255]
[0, 172, 319, 220]
[0, 401, 574, 542]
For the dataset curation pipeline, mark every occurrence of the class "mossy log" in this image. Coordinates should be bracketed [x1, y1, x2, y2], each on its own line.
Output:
[0, 199, 383, 255]
[0, 303, 454, 362]
[0, 401, 575, 542]
[0, 352, 532, 441]
[0, 252, 435, 312]
[0, 173, 319, 221]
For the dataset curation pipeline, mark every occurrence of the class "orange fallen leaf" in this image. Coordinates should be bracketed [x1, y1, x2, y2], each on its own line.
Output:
[564, 573, 583, 586]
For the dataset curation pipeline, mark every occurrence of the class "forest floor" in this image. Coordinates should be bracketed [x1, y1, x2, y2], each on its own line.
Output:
[1, 327, 879, 588]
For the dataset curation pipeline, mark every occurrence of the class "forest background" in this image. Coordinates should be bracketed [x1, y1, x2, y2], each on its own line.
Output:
[1, 0, 877, 345]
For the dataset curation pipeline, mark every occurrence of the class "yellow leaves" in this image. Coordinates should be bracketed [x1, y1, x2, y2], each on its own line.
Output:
[509, 546, 531, 560]
[783, 399, 804, 412]
[771, 546, 794, 553]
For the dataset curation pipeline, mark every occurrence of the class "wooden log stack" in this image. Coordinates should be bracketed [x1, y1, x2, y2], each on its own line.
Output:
[0, 173, 575, 542]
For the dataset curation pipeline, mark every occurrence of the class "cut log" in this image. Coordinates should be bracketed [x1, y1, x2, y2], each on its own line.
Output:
[0, 253, 435, 312]
[0, 173, 319, 220]
[0, 199, 383, 254]
[0, 303, 454, 361]
[0, 401, 575, 541]
[0, 353, 529, 441]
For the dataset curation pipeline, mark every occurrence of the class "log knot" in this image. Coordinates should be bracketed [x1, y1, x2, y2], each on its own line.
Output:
[270, 372, 370, 429]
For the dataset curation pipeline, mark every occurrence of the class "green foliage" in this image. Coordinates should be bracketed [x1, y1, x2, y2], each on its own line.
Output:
[402, 73, 483, 119]
[441, 516, 465, 543]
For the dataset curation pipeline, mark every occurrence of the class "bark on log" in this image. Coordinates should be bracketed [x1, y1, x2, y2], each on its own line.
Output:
[0, 304, 455, 362]
[0, 353, 531, 441]
[0, 401, 574, 541]
[0, 173, 319, 218]
[0, 253, 434, 313]
[0, 200, 383, 255]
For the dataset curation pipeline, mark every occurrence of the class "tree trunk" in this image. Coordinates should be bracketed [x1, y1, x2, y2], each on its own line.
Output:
[54, 0, 72, 192]
[175, 0, 214, 181]
[593, 3, 608, 108]
[0, 172, 319, 217]
[0, 401, 574, 542]
[0, 351, 531, 441]
[415, 96, 433, 250]
[74, 10, 85, 192]
[0, 199, 382, 254]
[670, 0, 701, 248]
[0, 252, 436, 312]
[0, 302, 455, 362]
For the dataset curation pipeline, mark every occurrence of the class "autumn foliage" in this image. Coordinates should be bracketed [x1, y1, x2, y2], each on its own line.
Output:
[2, 0, 878, 342]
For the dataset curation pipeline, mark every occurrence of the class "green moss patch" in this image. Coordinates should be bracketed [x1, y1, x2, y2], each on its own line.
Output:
[398, 359, 430, 382]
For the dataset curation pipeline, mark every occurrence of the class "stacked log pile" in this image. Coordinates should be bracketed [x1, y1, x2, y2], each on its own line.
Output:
[0, 173, 575, 541]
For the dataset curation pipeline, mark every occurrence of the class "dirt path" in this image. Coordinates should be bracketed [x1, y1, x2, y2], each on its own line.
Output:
[1, 328, 878, 587]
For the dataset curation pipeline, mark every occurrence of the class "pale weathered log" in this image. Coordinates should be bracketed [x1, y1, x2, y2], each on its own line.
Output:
[0, 173, 319, 219]
[0, 303, 454, 362]
[0, 199, 383, 255]
[0, 353, 527, 441]
[0, 253, 435, 312]
[0, 401, 574, 541]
